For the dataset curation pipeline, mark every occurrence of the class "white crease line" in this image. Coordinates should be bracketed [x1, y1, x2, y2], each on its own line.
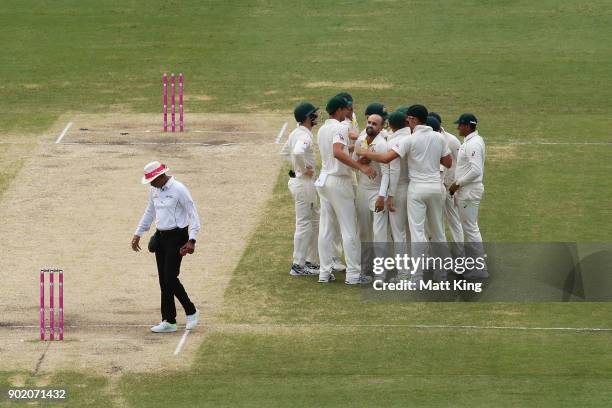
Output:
[490, 141, 612, 146]
[57, 141, 249, 147]
[275, 122, 288, 144]
[3, 323, 612, 333]
[55, 122, 73, 144]
[174, 330, 190, 355]
[70, 129, 269, 135]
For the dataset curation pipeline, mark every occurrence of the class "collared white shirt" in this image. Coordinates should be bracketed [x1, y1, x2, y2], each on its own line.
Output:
[440, 128, 462, 186]
[387, 127, 411, 196]
[455, 130, 485, 187]
[280, 125, 316, 178]
[317, 118, 353, 177]
[135, 177, 201, 240]
[353, 132, 390, 197]
[392, 125, 450, 184]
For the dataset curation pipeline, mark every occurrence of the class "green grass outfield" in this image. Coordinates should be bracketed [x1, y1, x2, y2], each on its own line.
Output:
[2, 1, 612, 406]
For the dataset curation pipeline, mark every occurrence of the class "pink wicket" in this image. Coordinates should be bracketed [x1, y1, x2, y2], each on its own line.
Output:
[40, 271, 44, 341]
[39, 269, 64, 341]
[163, 72, 184, 132]
[49, 272, 54, 341]
[179, 73, 184, 132]
[163, 74, 168, 132]
[171, 74, 176, 132]
[59, 271, 64, 341]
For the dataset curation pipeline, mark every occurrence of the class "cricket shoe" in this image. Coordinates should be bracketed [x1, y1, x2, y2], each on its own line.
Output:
[305, 262, 320, 274]
[151, 321, 177, 333]
[186, 309, 199, 330]
[290, 264, 318, 276]
[345, 275, 373, 285]
[331, 258, 347, 273]
[318, 272, 337, 283]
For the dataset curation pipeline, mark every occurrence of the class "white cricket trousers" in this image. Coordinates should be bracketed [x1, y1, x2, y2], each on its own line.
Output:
[389, 183, 409, 244]
[407, 182, 449, 280]
[288, 177, 319, 266]
[444, 187, 464, 257]
[317, 175, 361, 281]
[457, 198, 482, 243]
[457, 195, 488, 277]
[357, 187, 388, 275]
[356, 187, 388, 244]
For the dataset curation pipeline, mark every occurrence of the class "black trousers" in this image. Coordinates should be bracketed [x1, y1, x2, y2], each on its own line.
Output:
[154, 227, 196, 324]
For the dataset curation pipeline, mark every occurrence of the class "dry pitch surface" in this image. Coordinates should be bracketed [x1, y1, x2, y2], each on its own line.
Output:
[0, 113, 287, 375]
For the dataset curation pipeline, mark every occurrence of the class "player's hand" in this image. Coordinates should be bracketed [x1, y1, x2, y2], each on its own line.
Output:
[131, 235, 141, 252]
[349, 130, 359, 141]
[361, 165, 377, 180]
[180, 241, 195, 256]
[449, 182, 460, 196]
[304, 166, 314, 178]
[387, 196, 396, 212]
[355, 147, 367, 157]
[375, 196, 385, 213]
[358, 157, 371, 165]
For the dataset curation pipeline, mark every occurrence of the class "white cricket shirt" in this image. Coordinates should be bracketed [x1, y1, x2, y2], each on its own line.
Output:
[317, 118, 353, 177]
[353, 132, 390, 197]
[455, 130, 486, 187]
[280, 125, 316, 178]
[392, 125, 450, 184]
[387, 127, 411, 196]
[135, 177, 201, 240]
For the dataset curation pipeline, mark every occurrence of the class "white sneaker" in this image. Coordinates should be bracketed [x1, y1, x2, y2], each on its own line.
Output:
[151, 320, 177, 333]
[345, 275, 373, 285]
[318, 272, 336, 283]
[186, 309, 199, 330]
[304, 262, 320, 274]
[290, 264, 317, 276]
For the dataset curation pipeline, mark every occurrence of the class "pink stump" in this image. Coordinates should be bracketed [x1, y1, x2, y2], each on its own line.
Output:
[163, 74, 168, 132]
[49, 272, 54, 341]
[40, 271, 45, 341]
[171, 74, 176, 132]
[179, 73, 184, 132]
[59, 271, 64, 340]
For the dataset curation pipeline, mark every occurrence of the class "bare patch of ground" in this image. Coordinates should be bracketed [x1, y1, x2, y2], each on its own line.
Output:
[487, 145, 518, 162]
[304, 81, 393, 90]
[0, 113, 286, 375]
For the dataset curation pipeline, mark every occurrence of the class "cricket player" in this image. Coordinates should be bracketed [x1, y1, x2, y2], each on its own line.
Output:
[353, 114, 392, 278]
[449, 113, 488, 278]
[429, 112, 463, 256]
[280, 102, 320, 276]
[356, 105, 452, 282]
[316, 95, 376, 284]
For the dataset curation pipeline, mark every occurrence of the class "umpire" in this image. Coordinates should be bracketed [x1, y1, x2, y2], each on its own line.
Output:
[131, 161, 200, 333]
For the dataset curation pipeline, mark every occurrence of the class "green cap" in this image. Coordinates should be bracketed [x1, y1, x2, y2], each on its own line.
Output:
[397, 106, 411, 114]
[364, 103, 387, 119]
[405, 104, 428, 122]
[454, 113, 478, 125]
[326, 96, 349, 114]
[426, 115, 441, 132]
[388, 111, 406, 130]
[428, 112, 442, 124]
[293, 102, 318, 123]
[335, 92, 353, 106]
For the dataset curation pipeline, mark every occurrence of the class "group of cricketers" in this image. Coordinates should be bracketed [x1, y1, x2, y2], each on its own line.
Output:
[281, 92, 487, 285]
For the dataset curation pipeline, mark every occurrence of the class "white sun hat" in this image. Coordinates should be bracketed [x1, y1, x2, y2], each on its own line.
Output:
[142, 161, 169, 184]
